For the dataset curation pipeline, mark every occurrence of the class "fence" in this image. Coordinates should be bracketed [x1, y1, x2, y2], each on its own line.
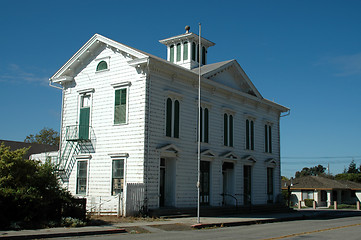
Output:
[126, 183, 145, 216]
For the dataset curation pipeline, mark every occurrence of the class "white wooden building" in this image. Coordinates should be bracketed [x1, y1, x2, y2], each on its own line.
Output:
[49, 27, 289, 216]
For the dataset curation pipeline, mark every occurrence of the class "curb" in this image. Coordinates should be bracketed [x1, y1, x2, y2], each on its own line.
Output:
[0, 228, 126, 240]
[191, 216, 307, 229]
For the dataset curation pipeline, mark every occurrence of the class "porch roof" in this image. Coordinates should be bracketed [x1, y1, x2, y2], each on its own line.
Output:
[282, 176, 361, 191]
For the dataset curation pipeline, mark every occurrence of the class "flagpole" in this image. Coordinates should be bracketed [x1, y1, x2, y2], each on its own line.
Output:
[197, 23, 201, 224]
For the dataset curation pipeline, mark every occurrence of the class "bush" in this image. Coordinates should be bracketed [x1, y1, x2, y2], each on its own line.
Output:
[304, 199, 314, 207]
[0, 143, 84, 229]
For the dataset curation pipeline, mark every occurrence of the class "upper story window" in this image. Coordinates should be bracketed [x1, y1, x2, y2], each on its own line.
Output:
[224, 113, 233, 147]
[114, 88, 127, 124]
[246, 119, 254, 150]
[202, 46, 206, 65]
[166, 98, 180, 138]
[200, 107, 209, 143]
[170, 45, 175, 62]
[176, 43, 181, 62]
[183, 42, 188, 60]
[265, 124, 272, 153]
[192, 42, 196, 61]
[96, 60, 108, 71]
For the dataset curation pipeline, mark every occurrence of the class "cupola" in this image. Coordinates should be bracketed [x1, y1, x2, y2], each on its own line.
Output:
[159, 26, 215, 70]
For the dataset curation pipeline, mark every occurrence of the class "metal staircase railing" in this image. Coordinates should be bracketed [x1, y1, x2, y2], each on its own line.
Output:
[57, 125, 94, 182]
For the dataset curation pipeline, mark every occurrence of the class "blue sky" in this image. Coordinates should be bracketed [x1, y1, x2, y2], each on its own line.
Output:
[1, 0, 360, 177]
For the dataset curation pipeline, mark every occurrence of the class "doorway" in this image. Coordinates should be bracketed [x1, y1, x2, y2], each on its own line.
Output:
[244, 165, 252, 205]
[200, 161, 210, 205]
[159, 158, 176, 207]
[222, 162, 235, 205]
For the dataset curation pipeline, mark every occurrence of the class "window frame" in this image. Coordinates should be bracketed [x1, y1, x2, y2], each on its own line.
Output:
[111, 159, 125, 195]
[246, 118, 255, 150]
[264, 123, 273, 153]
[76, 160, 88, 195]
[95, 56, 110, 73]
[112, 82, 131, 125]
[165, 96, 181, 138]
[223, 113, 234, 147]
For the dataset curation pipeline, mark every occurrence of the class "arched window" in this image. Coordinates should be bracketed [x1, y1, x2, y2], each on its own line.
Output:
[192, 42, 196, 61]
[170, 45, 175, 62]
[96, 61, 108, 71]
[202, 46, 206, 65]
[166, 98, 180, 138]
[176, 43, 181, 62]
[183, 42, 188, 60]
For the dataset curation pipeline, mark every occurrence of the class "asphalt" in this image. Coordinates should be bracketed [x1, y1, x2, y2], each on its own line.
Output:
[1, 209, 361, 239]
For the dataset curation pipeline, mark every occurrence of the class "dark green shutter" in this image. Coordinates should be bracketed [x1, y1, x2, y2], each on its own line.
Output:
[174, 100, 180, 138]
[200, 107, 203, 142]
[251, 120, 254, 150]
[166, 98, 172, 137]
[269, 126, 272, 153]
[192, 42, 196, 61]
[265, 125, 268, 152]
[170, 45, 174, 62]
[246, 119, 249, 149]
[183, 42, 188, 60]
[224, 114, 228, 146]
[229, 115, 233, 147]
[202, 47, 206, 65]
[79, 107, 90, 140]
[176, 43, 181, 62]
[204, 108, 209, 143]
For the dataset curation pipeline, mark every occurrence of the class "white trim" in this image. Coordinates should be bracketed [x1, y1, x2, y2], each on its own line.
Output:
[77, 88, 95, 94]
[108, 153, 129, 158]
[111, 81, 132, 89]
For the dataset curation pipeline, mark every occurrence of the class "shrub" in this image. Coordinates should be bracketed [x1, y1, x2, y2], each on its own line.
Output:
[0, 143, 84, 229]
[304, 199, 314, 207]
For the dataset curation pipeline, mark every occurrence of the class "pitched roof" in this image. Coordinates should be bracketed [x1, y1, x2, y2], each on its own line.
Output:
[0, 140, 58, 159]
[282, 176, 361, 190]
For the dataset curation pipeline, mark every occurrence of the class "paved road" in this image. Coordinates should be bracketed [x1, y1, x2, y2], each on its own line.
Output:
[60, 215, 361, 240]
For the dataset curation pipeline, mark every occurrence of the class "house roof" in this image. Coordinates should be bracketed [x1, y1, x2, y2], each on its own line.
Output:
[50, 33, 288, 113]
[282, 176, 361, 191]
[0, 140, 58, 159]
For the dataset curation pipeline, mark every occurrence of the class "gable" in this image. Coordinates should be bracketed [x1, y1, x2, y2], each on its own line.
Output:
[199, 60, 262, 98]
[50, 34, 148, 84]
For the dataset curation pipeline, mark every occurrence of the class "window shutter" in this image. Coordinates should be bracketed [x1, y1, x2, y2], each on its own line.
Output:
[202, 46, 206, 65]
[174, 100, 180, 138]
[176, 43, 181, 62]
[166, 98, 172, 137]
[265, 125, 268, 152]
[192, 42, 196, 61]
[200, 107, 203, 142]
[204, 108, 209, 143]
[269, 126, 272, 153]
[170, 45, 174, 62]
[183, 42, 188, 60]
[251, 120, 254, 150]
[229, 115, 233, 147]
[246, 119, 249, 149]
[224, 114, 228, 146]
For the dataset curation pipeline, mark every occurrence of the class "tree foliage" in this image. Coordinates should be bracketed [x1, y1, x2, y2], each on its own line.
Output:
[295, 164, 326, 178]
[0, 143, 76, 229]
[24, 127, 60, 146]
[335, 160, 361, 183]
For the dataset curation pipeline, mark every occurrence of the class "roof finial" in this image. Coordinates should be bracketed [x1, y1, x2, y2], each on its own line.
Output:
[185, 25, 190, 33]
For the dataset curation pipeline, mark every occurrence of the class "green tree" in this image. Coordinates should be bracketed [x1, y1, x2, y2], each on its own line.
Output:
[0, 143, 74, 229]
[24, 127, 60, 146]
[347, 160, 359, 174]
[295, 164, 326, 178]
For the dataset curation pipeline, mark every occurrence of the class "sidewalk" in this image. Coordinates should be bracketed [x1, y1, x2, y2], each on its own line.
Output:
[1, 209, 361, 239]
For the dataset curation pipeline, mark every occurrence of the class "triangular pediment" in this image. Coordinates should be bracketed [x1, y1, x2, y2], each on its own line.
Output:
[157, 144, 180, 157]
[220, 151, 239, 161]
[50, 34, 148, 84]
[265, 158, 277, 168]
[194, 60, 262, 99]
[242, 155, 257, 164]
[200, 149, 216, 159]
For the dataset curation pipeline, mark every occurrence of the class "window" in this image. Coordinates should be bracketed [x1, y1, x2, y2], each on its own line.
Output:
[200, 107, 209, 143]
[265, 124, 272, 153]
[244, 165, 252, 205]
[170, 45, 175, 62]
[246, 119, 254, 150]
[96, 60, 108, 71]
[112, 159, 124, 195]
[302, 191, 314, 200]
[166, 98, 180, 138]
[267, 167, 274, 203]
[224, 113, 233, 147]
[183, 42, 188, 60]
[202, 46, 206, 65]
[79, 95, 90, 140]
[76, 161, 87, 195]
[176, 43, 181, 62]
[200, 161, 210, 205]
[192, 42, 196, 61]
[114, 88, 127, 124]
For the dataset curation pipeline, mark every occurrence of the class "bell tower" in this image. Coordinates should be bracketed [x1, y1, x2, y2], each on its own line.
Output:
[159, 26, 215, 70]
